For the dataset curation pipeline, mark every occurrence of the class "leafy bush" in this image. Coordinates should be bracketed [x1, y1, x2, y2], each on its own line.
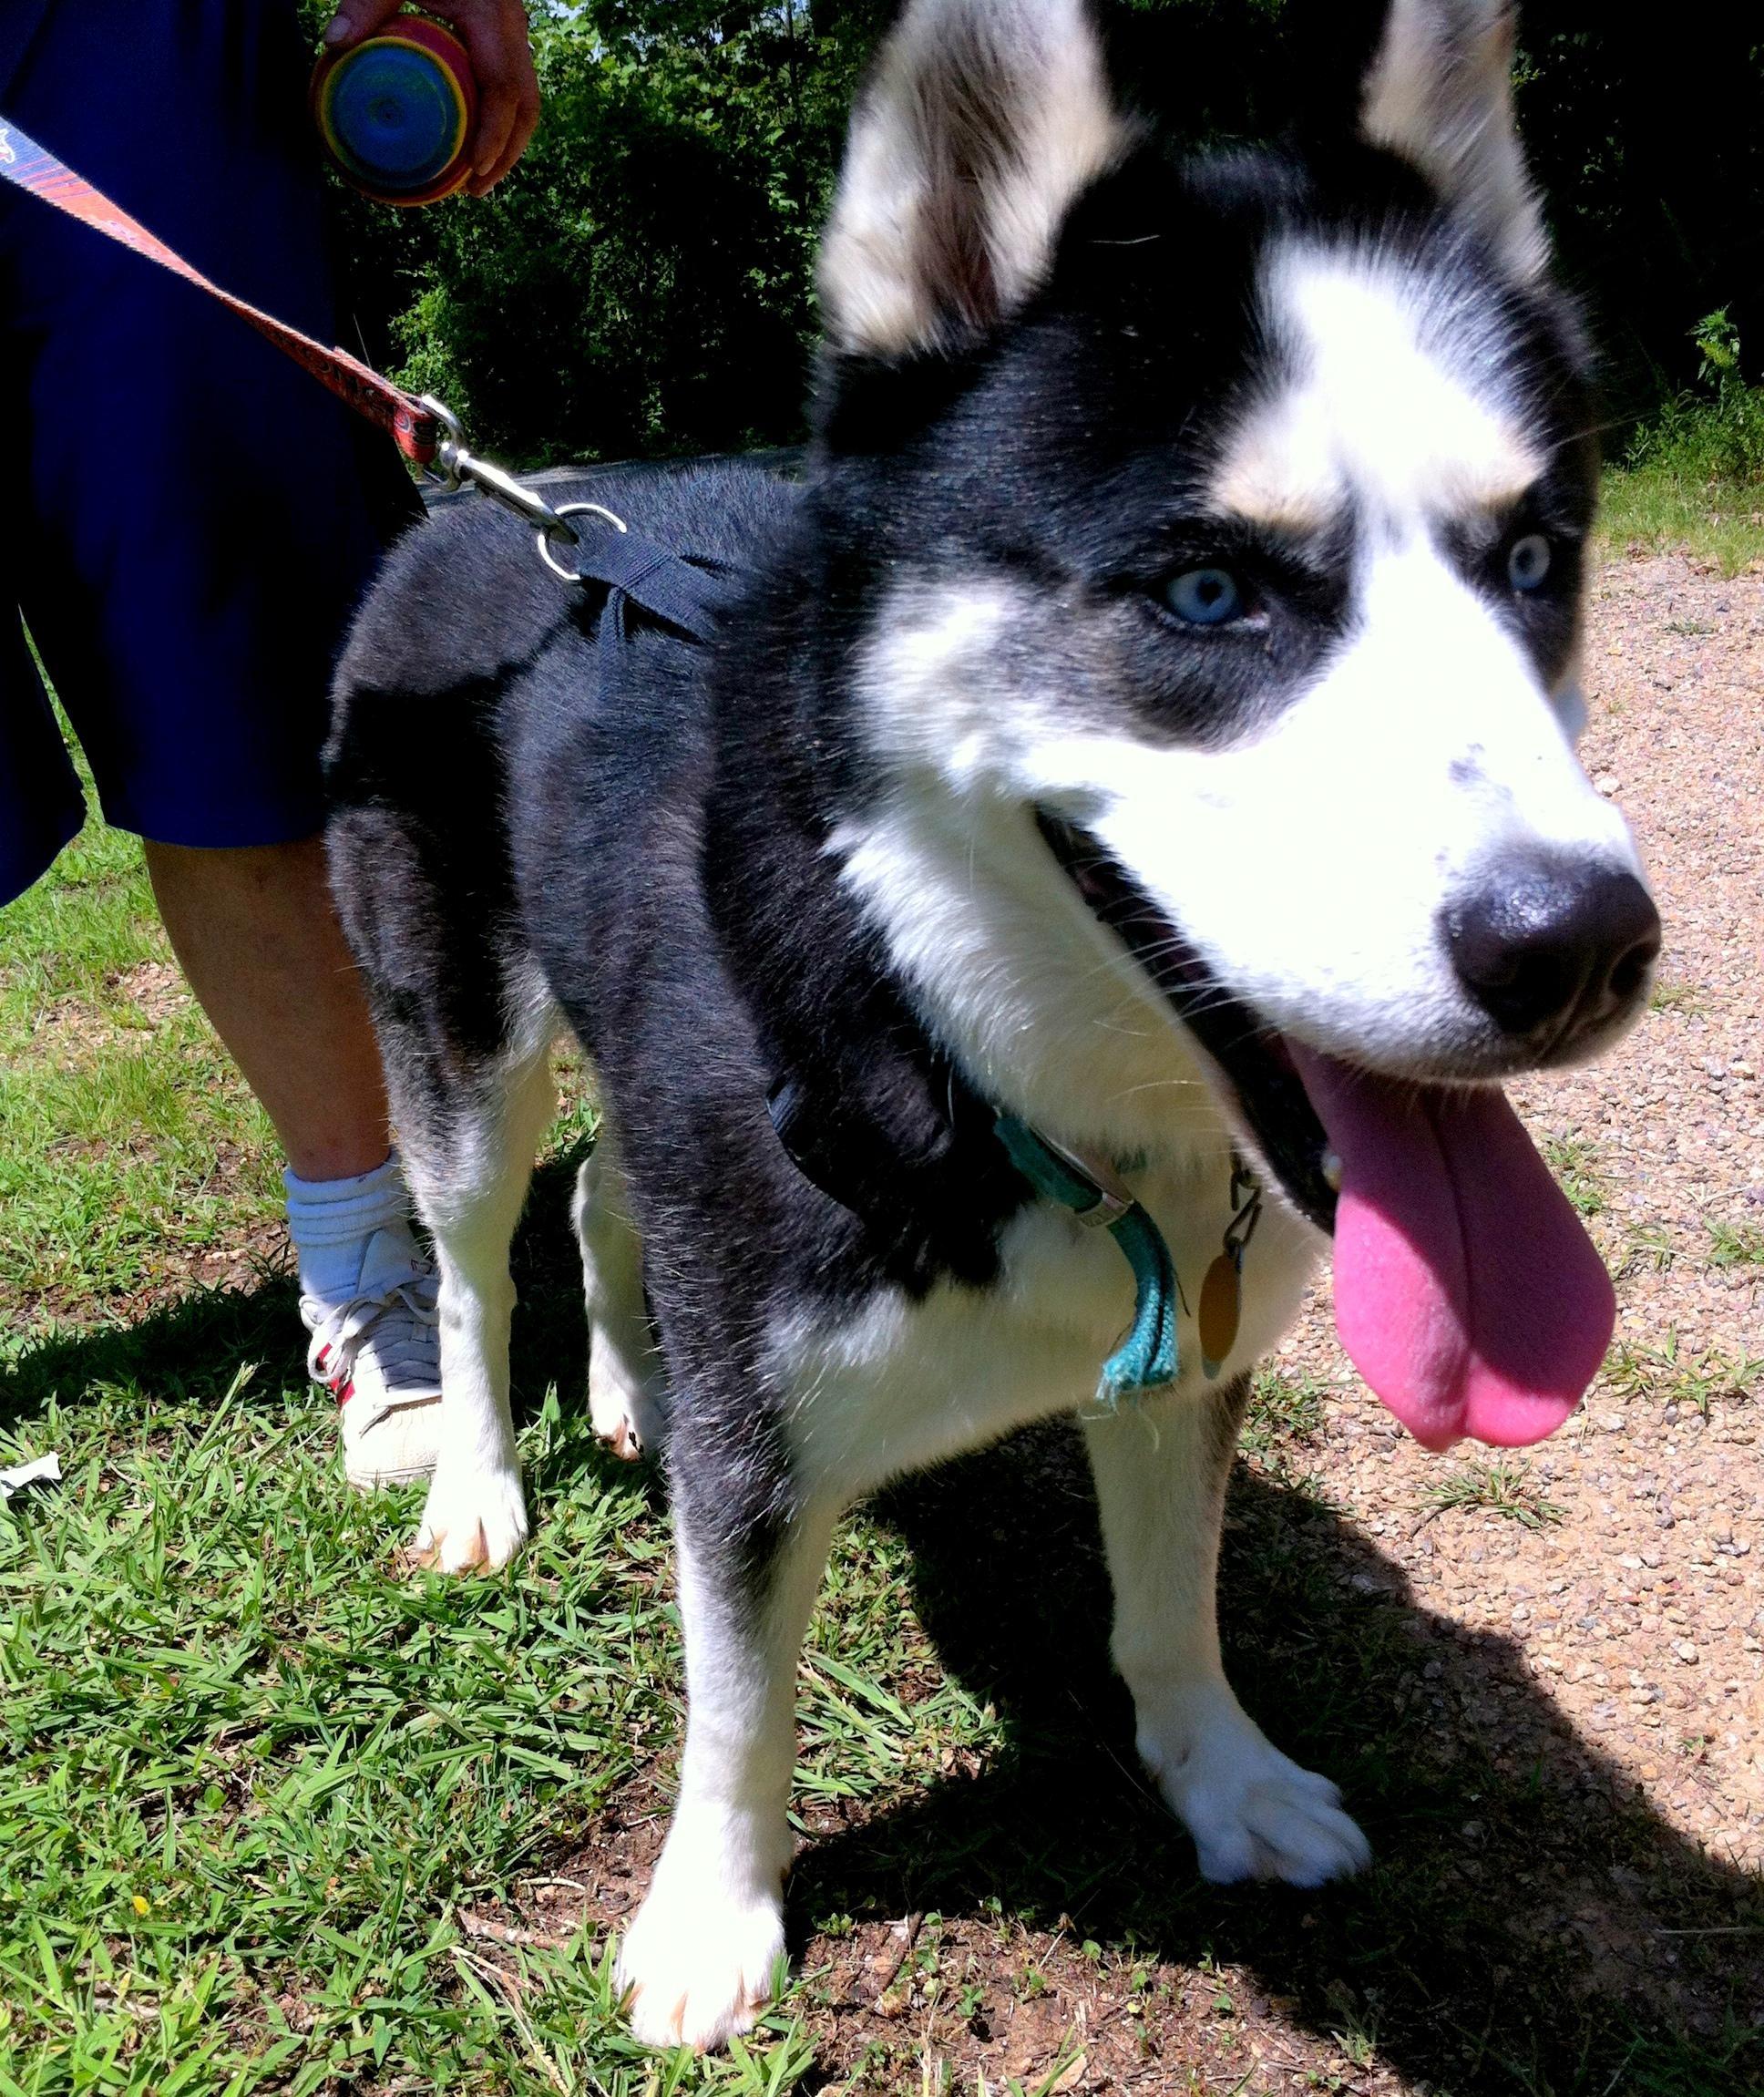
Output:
[304, 0, 887, 467]
[1626, 310, 1764, 488]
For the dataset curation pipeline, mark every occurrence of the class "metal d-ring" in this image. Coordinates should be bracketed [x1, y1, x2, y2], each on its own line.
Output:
[414, 393, 631, 587]
[538, 499, 628, 583]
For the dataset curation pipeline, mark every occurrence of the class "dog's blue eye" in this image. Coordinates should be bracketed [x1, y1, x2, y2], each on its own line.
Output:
[1507, 532, 1553, 592]
[1165, 567, 1244, 625]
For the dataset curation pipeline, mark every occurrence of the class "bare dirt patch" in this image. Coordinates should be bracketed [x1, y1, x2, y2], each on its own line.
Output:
[25, 960, 193, 1072]
[108, 958, 193, 1023]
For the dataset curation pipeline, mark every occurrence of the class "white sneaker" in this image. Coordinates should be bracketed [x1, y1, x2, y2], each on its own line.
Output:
[302, 1223, 444, 1489]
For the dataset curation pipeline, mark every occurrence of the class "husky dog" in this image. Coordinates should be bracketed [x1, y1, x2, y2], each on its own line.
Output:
[327, 0, 1659, 2050]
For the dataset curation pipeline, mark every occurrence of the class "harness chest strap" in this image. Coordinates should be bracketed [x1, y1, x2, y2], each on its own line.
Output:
[577, 517, 742, 653]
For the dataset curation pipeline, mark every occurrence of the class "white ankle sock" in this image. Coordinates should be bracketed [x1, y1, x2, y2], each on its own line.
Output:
[284, 1152, 418, 1305]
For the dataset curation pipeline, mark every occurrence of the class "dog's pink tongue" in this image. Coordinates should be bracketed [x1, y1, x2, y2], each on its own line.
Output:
[1288, 1047, 1614, 1452]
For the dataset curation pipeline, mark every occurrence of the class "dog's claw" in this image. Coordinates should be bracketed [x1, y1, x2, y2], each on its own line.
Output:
[588, 1342, 663, 1462]
[602, 1415, 643, 1461]
[623, 1978, 768, 2053]
[407, 1465, 529, 1575]
[616, 1875, 785, 2051]
[402, 1522, 490, 1575]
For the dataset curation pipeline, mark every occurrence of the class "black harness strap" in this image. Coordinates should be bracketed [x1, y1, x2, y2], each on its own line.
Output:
[568, 520, 743, 655]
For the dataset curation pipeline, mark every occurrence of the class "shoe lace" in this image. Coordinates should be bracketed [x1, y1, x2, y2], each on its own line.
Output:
[305, 1263, 440, 1413]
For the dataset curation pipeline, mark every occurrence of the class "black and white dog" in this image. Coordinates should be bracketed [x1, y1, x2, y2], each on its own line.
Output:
[327, 0, 1660, 2049]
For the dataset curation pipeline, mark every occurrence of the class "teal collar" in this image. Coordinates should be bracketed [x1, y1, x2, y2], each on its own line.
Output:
[994, 1115, 1185, 1406]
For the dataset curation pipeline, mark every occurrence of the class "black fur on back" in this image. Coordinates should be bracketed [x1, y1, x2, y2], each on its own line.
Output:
[326, 461, 1029, 1413]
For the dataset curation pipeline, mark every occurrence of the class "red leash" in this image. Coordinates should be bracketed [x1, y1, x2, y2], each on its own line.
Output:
[0, 117, 749, 625]
[0, 118, 446, 467]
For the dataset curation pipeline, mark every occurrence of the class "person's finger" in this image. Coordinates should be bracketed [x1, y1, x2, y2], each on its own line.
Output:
[481, 39, 540, 191]
[475, 67, 539, 191]
[425, 0, 534, 190]
[464, 64, 517, 192]
[321, 0, 405, 51]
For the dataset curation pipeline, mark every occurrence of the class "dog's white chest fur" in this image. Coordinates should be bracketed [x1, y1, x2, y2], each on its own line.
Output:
[775, 1152, 1318, 1500]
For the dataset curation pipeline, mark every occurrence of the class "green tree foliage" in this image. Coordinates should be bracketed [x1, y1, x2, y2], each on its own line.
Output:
[1515, 4, 1764, 427]
[306, 0, 889, 463]
[301, 1, 1763, 468]
[1627, 310, 1764, 487]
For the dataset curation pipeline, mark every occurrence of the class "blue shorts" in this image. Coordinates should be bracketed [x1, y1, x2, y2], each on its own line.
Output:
[0, 0, 420, 907]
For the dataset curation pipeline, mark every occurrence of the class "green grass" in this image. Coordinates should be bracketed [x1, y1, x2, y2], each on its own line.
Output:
[1419, 1457, 1564, 1533]
[1596, 460, 1764, 577]
[1647, 979, 1708, 1019]
[1540, 1133, 1606, 1219]
[0, 1281, 1003, 2092]
[1598, 359, 1764, 575]
[0, 807, 282, 1323]
[1602, 1332, 1764, 1424]
[1706, 1218, 1764, 1270]
[1239, 1367, 1332, 1486]
[0, 1305, 845, 2092]
[1616, 1220, 1677, 1279]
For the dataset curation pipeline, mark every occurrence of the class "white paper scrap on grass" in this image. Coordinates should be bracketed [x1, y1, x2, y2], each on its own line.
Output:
[0, 1453, 61, 1497]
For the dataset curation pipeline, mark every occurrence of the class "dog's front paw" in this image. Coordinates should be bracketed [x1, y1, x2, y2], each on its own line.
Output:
[406, 1460, 528, 1574]
[617, 1875, 785, 2051]
[1140, 1682, 1370, 1888]
[587, 1334, 665, 1462]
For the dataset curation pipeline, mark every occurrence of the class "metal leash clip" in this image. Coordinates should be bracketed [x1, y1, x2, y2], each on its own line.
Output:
[1223, 1156, 1263, 1263]
[417, 394, 627, 583]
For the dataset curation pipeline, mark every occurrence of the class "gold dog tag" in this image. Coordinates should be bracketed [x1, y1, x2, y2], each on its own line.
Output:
[1198, 1251, 1241, 1378]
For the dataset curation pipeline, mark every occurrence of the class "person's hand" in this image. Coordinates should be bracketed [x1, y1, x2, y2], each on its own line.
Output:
[323, 1, 539, 196]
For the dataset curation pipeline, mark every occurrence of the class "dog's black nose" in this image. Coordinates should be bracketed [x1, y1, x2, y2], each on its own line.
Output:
[1443, 853, 1661, 1047]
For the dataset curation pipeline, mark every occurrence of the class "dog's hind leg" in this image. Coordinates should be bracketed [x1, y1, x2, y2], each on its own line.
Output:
[398, 1038, 556, 1574]
[324, 773, 557, 1570]
[617, 1488, 836, 2050]
[573, 1125, 666, 1460]
[1083, 1378, 1371, 1886]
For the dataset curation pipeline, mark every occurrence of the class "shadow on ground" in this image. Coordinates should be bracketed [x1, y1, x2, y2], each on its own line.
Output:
[1, 1266, 308, 1429]
[0, 1146, 595, 1436]
[779, 1424, 1764, 2092]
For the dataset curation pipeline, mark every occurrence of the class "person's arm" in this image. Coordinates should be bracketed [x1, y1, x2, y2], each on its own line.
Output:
[322, 0, 540, 195]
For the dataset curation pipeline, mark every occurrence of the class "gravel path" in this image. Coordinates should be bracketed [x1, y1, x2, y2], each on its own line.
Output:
[1282, 550, 1763, 1876]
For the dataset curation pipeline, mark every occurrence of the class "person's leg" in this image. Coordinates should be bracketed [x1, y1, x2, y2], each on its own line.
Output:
[142, 835, 389, 1184]
[145, 832, 446, 1488]
[3, 3, 436, 1487]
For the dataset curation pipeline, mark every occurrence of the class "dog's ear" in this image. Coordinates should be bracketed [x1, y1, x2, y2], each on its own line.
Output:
[1360, 0, 1547, 281]
[817, 0, 1125, 356]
